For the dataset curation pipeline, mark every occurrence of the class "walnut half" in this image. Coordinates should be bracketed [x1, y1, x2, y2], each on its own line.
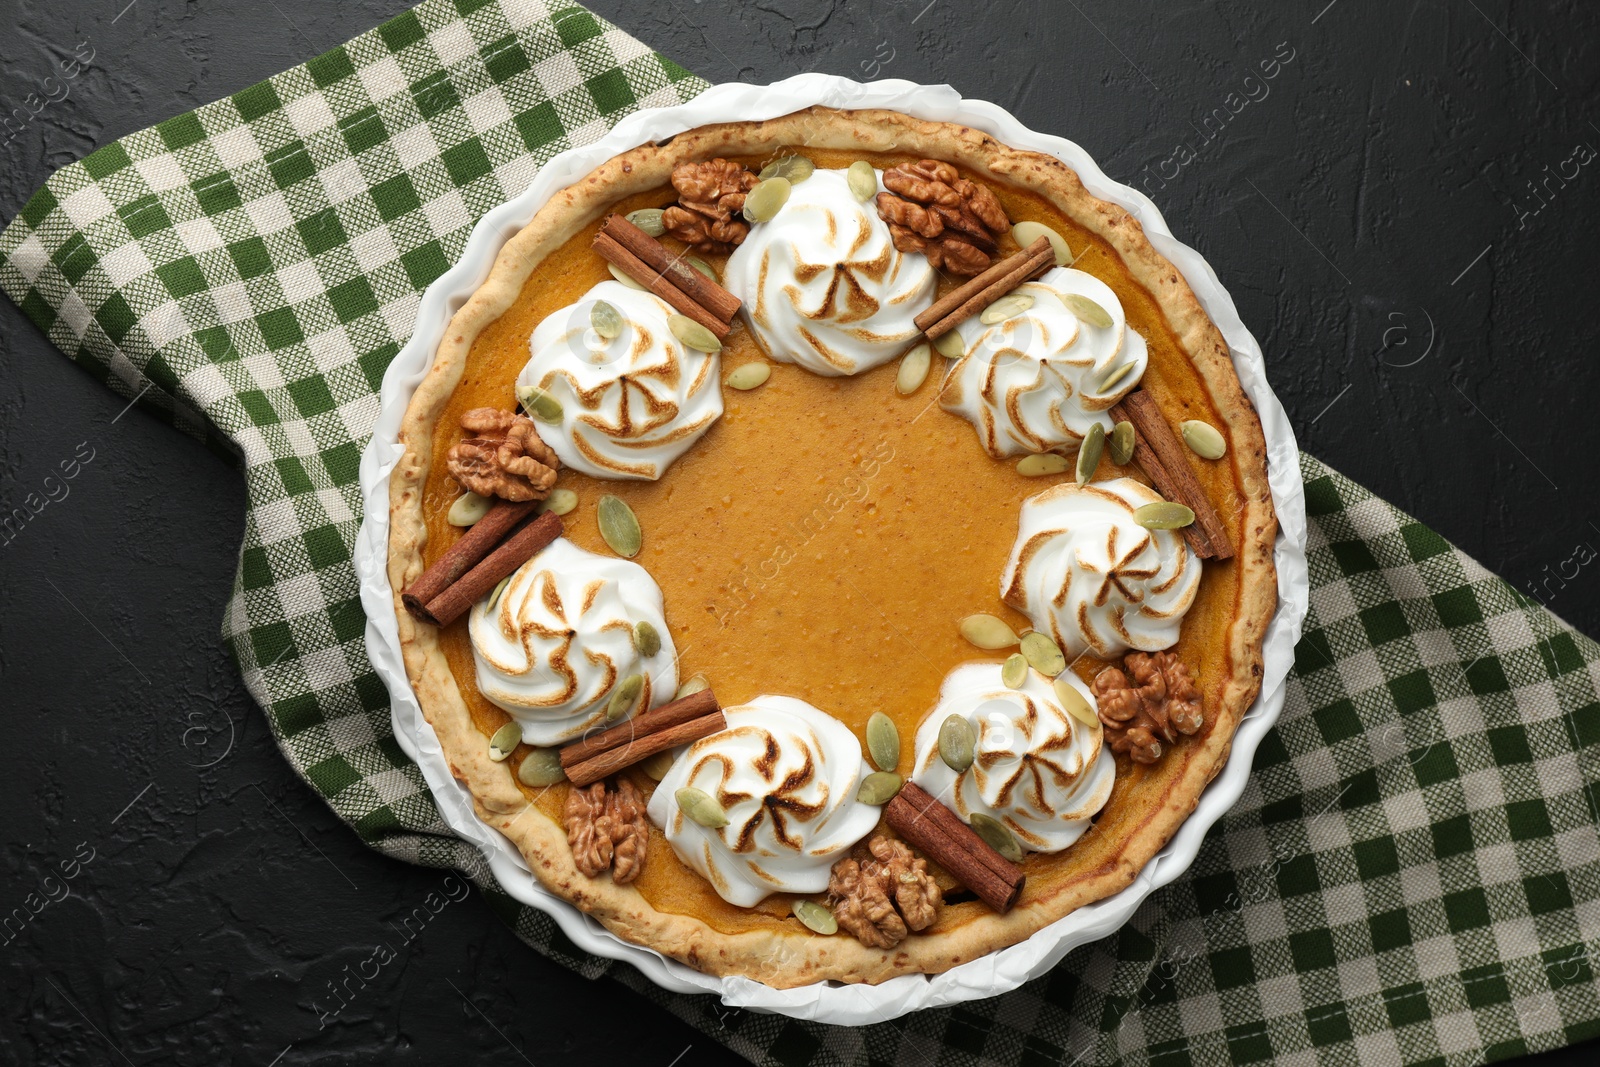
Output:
[874, 159, 1010, 276]
[827, 857, 904, 949]
[661, 158, 758, 254]
[870, 836, 940, 933]
[826, 834, 942, 949]
[1091, 651, 1205, 765]
[447, 407, 560, 502]
[605, 779, 649, 885]
[564, 779, 648, 884]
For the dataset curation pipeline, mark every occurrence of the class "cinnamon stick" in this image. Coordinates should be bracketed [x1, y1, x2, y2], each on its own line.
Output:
[559, 688, 720, 768]
[915, 237, 1055, 341]
[408, 510, 563, 627]
[402, 499, 539, 617]
[1112, 390, 1233, 560]
[886, 781, 1025, 913]
[599, 215, 741, 324]
[592, 232, 731, 339]
[563, 710, 727, 787]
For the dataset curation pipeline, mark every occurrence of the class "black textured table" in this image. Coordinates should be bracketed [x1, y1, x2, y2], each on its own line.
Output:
[3, 2, 1596, 1064]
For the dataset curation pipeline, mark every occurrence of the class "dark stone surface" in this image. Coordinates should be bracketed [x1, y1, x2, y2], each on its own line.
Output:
[1, 0, 1596, 1063]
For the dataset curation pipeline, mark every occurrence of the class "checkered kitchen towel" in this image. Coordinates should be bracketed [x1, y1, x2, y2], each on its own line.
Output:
[4, 1, 1599, 1063]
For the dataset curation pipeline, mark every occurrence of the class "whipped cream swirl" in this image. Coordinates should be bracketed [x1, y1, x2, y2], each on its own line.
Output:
[911, 663, 1113, 853]
[1001, 477, 1201, 660]
[724, 168, 936, 376]
[519, 280, 722, 480]
[939, 267, 1148, 457]
[646, 695, 880, 907]
[469, 538, 676, 745]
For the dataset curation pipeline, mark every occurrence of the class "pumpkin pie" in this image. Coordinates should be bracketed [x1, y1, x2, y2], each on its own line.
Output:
[386, 107, 1277, 987]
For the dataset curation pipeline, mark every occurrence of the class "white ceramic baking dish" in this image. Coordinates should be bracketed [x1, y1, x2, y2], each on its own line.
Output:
[354, 73, 1310, 1025]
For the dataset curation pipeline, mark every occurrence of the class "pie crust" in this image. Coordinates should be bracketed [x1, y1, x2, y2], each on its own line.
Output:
[386, 107, 1278, 986]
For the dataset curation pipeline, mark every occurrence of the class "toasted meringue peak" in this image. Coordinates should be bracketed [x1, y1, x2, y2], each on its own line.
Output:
[912, 663, 1113, 853]
[724, 168, 936, 376]
[939, 267, 1148, 458]
[646, 695, 880, 907]
[519, 281, 722, 481]
[469, 538, 676, 745]
[1001, 478, 1201, 660]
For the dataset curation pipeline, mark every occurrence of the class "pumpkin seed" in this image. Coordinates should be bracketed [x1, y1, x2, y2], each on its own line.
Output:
[1017, 453, 1070, 477]
[516, 384, 564, 424]
[668, 313, 722, 353]
[1134, 501, 1196, 529]
[847, 160, 878, 202]
[488, 721, 523, 762]
[857, 771, 904, 805]
[590, 299, 623, 340]
[608, 262, 647, 290]
[640, 749, 677, 781]
[676, 786, 729, 828]
[1054, 677, 1100, 728]
[635, 620, 662, 658]
[794, 899, 838, 935]
[1095, 360, 1137, 394]
[676, 673, 711, 699]
[758, 154, 815, 184]
[969, 812, 1024, 862]
[979, 293, 1035, 325]
[542, 488, 577, 516]
[1076, 423, 1105, 485]
[517, 748, 566, 787]
[959, 613, 1019, 649]
[1001, 653, 1029, 689]
[896, 343, 932, 395]
[597, 494, 642, 557]
[1011, 221, 1073, 266]
[1180, 420, 1227, 460]
[1062, 293, 1113, 329]
[726, 362, 770, 390]
[625, 208, 666, 237]
[933, 330, 967, 359]
[605, 673, 644, 722]
[866, 712, 900, 771]
[448, 491, 492, 527]
[938, 714, 976, 773]
[743, 176, 792, 223]
[486, 575, 511, 611]
[1109, 421, 1135, 465]
[1021, 631, 1067, 677]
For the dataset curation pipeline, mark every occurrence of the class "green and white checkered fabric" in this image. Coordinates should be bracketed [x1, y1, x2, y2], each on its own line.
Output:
[3, 3, 1598, 1064]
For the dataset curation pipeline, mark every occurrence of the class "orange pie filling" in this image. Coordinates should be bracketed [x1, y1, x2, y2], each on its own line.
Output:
[419, 149, 1249, 940]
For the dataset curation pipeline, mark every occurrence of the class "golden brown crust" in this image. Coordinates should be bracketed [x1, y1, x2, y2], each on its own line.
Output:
[386, 107, 1279, 987]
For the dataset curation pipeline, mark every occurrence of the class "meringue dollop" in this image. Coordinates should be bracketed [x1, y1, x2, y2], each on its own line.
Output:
[519, 280, 722, 480]
[468, 537, 676, 746]
[939, 266, 1148, 457]
[646, 695, 880, 907]
[1001, 477, 1201, 660]
[911, 662, 1113, 853]
[724, 168, 936, 376]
